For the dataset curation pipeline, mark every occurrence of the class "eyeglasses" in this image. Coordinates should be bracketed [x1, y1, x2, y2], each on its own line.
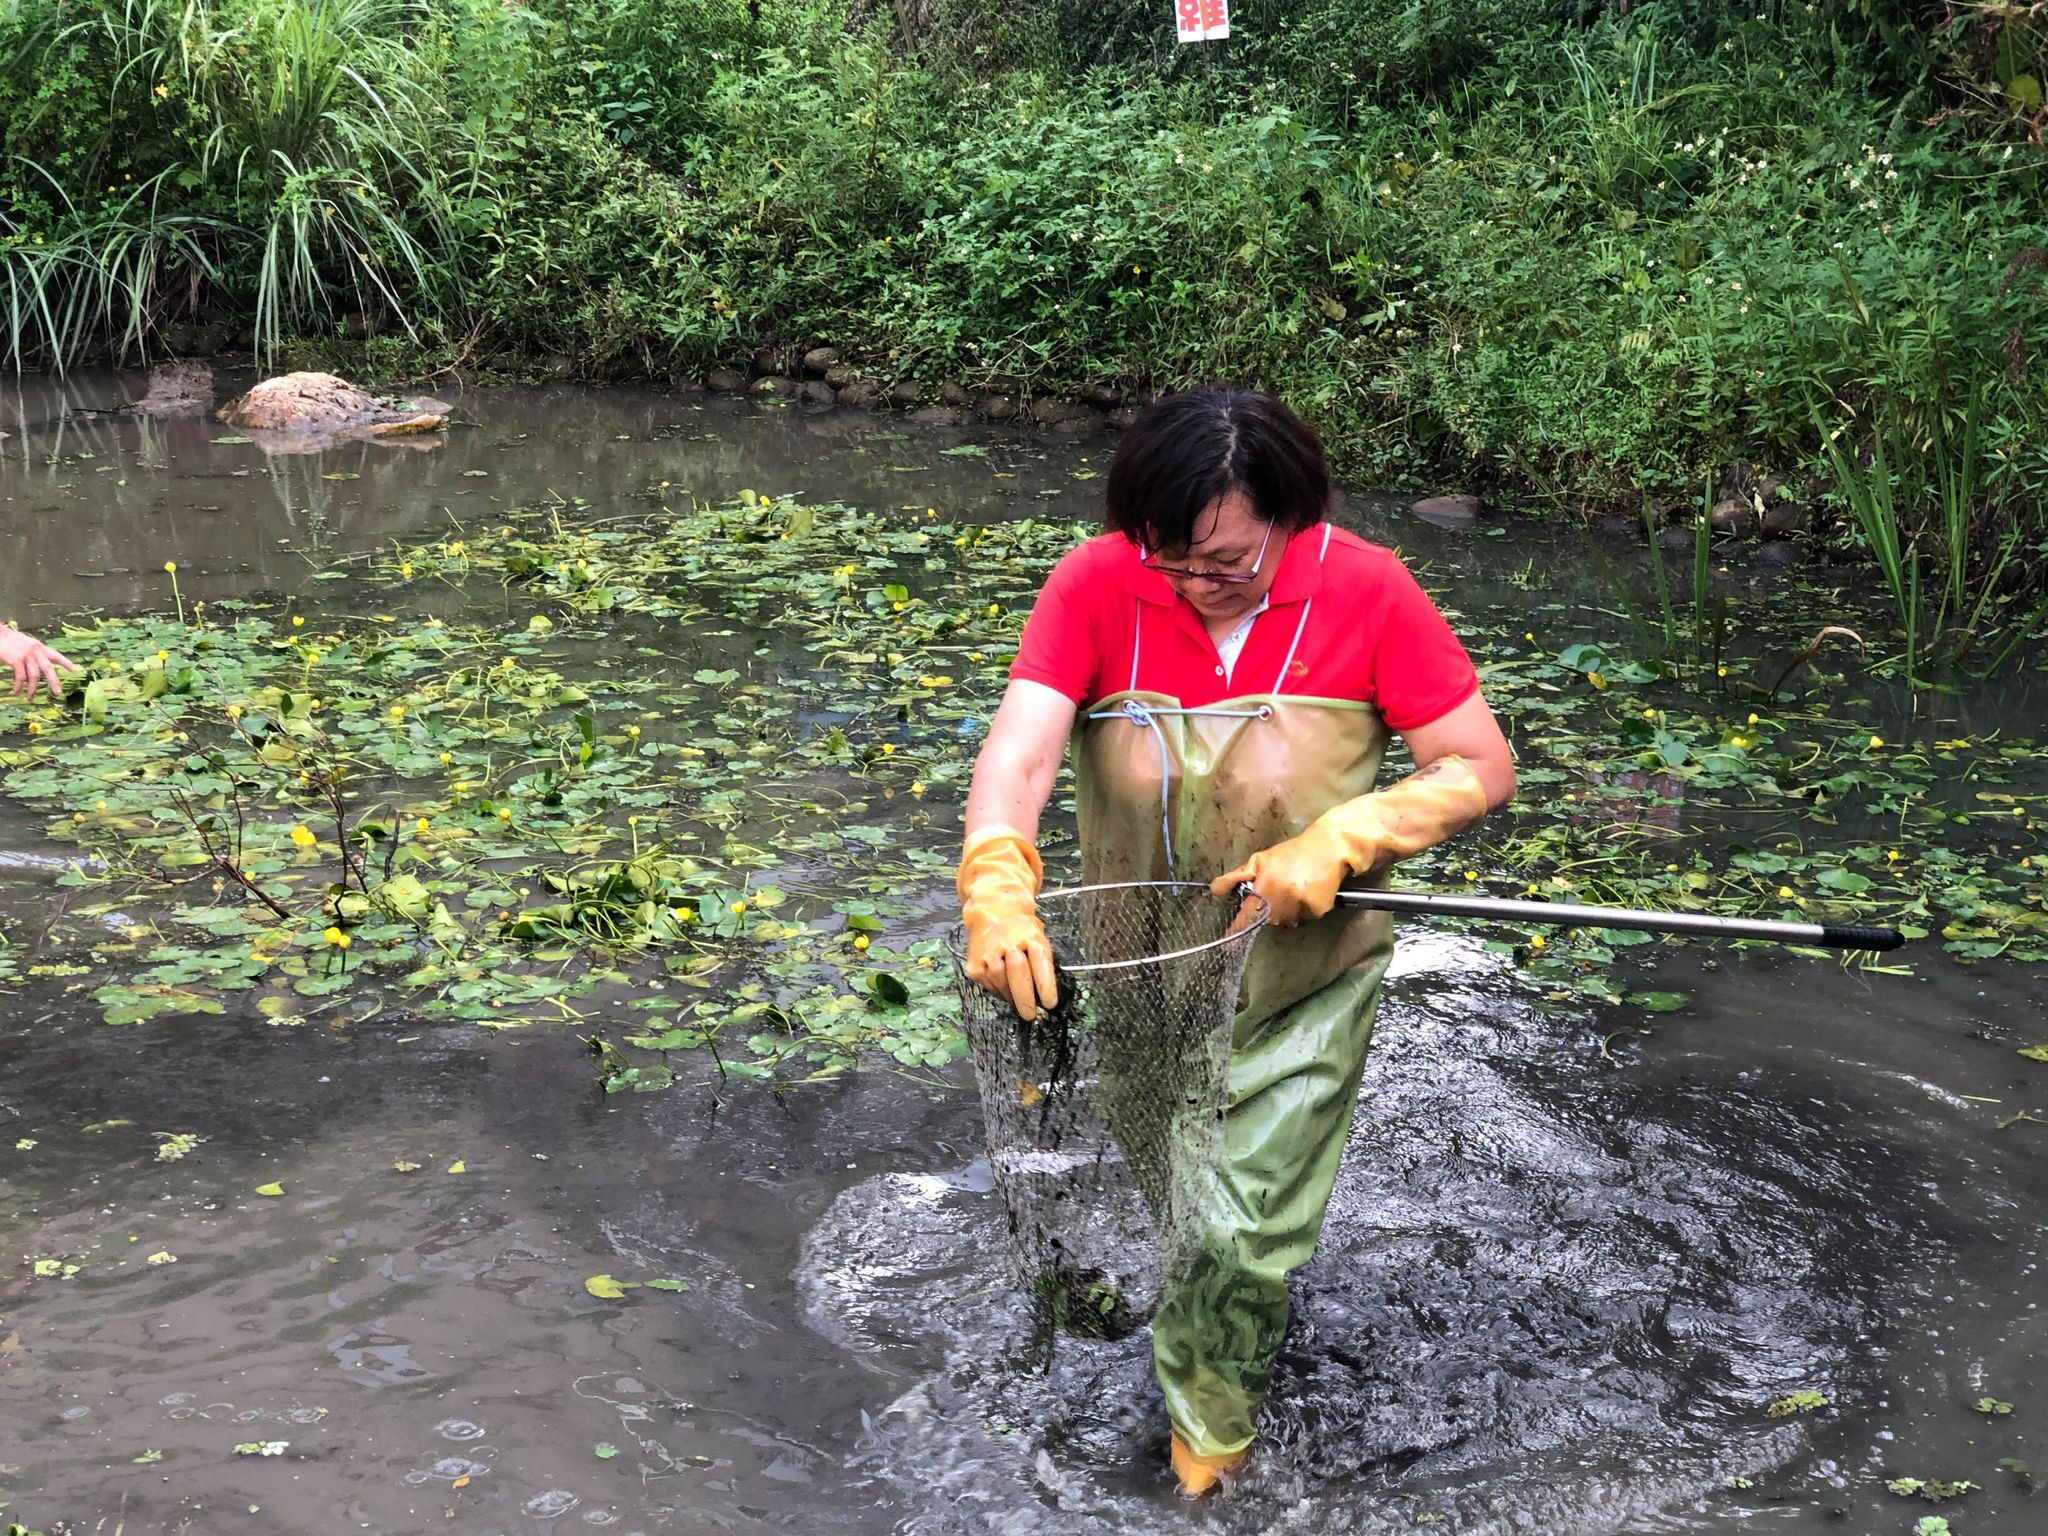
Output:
[1138, 522, 1274, 585]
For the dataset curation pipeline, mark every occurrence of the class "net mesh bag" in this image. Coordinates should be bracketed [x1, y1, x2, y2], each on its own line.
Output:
[949, 882, 1267, 1366]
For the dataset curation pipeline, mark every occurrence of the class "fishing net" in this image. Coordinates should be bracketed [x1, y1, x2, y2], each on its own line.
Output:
[948, 881, 1266, 1366]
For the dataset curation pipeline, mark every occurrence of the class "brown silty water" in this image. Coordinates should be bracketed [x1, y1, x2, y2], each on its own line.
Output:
[0, 372, 2041, 1535]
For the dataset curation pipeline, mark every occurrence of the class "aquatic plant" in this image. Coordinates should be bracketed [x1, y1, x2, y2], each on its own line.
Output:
[0, 488, 2039, 1089]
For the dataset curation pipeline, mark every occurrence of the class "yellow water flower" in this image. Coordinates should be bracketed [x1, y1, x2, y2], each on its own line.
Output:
[910, 781, 926, 797]
[156, 650, 168, 663]
[1586, 671, 1607, 690]
[291, 826, 317, 848]
[439, 751, 452, 765]
[323, 926, 344, 945]
[730, 900, 747, 914]
[163, 560, 176, 574]
[26, 721, 39, 735]
[853, 933, 870, 952]
[1529, 934, 1545, 950]
[626, 724, 641, 737]
[415, 818, 430, 834]
[227, 704, 242, 720]
[497, 808, 512, 821]
[1777, 885, 1794, 899]
[291, 616, 304, 628]
[389, 705, 405, 720]
[399, 562, 414, 580]
[1868, 735, 1884, 749]
[881, 743, 896, 755]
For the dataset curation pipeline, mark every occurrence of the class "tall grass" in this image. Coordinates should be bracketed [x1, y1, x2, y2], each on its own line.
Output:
[3, 0, 468, 367]
[2, 167, 224, 369]
[1821, 381, 2035, 687]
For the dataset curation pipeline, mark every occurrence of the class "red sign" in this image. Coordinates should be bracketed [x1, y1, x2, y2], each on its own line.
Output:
[1175, 0, 1229, 43]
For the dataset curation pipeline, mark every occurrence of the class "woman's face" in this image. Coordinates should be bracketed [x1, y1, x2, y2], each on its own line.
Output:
[1150, 489, 1287, 626]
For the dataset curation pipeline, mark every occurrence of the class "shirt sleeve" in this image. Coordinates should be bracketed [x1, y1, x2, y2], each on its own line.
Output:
[1369, 557, 1481, 733]
[1010, 543, 1105, 704]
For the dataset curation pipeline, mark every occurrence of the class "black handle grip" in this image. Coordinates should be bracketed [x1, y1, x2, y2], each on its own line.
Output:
[1818, 924, 1906, 952]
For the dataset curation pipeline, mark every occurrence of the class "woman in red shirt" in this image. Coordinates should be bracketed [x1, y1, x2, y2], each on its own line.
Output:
[956, 388, 1516, 1494]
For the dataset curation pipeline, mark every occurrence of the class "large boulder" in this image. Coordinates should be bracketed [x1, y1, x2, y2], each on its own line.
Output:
[214, 372, 449, 445]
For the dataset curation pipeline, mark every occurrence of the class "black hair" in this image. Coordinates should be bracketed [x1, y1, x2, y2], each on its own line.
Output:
[1103, 387, 1334, 552]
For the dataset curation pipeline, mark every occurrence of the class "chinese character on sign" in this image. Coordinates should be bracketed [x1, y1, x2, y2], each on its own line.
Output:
[1175, 0, 1230, 44]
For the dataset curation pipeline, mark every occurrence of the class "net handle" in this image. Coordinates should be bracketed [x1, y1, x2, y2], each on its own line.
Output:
[1037, 881, 1269, 974]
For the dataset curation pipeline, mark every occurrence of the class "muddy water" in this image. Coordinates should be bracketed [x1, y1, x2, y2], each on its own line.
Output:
[1, 374, 2042, 1536]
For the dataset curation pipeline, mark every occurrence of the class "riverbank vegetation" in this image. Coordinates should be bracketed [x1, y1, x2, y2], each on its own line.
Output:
[3, 4, 2045, 595]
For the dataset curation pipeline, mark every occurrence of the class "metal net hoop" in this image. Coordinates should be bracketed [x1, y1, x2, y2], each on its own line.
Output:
[948, 881, 1268, 1364]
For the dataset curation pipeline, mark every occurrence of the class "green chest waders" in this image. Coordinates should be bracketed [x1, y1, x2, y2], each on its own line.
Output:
[1072, 531, 1396, 1460]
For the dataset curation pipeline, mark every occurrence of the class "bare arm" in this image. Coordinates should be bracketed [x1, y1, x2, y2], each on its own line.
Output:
[963, 679, 1079, 841]
[1397, 691, 1517, 810]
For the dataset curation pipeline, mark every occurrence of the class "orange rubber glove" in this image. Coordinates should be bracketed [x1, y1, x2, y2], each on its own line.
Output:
[1209, 756, 1490, 927]
[1170, 1432, 1245, 1496]
[957, 825, 1059, 1021]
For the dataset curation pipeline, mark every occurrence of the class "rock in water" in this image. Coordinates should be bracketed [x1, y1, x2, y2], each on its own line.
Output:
[126, 360, 216, 417]
[1411, 493, 1482, 527]
[213, 372, 449, 446]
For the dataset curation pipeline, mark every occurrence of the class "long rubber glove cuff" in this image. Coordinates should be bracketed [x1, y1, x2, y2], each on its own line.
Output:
[1210, 755, 1491, 927]
[957, 826, 1058, 1021]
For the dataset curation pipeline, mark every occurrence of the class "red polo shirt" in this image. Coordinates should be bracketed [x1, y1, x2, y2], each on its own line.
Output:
[1010, 524, 1479, 730]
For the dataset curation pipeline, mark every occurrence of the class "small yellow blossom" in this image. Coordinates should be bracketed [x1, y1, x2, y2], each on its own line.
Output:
[853, 933, 870, 951]
[1586, 671, 1607, 690]
[1463, 869, 1478, 882]
[389, 705, 405, 720]
[227, 704, 242, 720]
[881, 743, 896, 755]
[910, 781, 927, 797]
[292, 616, 304, 628]
[291, 826, 317, 848]
[1886, 849, 1899, 863]
[415, 818, 430, 834]
[439, 752, 452, 765]
[1529, 934, 1545, 950]
[163, 560, 177, 574]
[1868, 735, 1884, 749]
[1777, 885, 1794, 899]
[323, 926, 344, 945]
[26, 721, 40, 735]
[730, 900, 747, 914]
[497, 808, 512, 821]
[626, 724, 641, 737]
[399, 562, 414, 579]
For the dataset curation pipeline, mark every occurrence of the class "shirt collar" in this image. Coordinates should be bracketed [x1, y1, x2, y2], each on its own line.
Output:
[1121, 522, 1327, 607]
